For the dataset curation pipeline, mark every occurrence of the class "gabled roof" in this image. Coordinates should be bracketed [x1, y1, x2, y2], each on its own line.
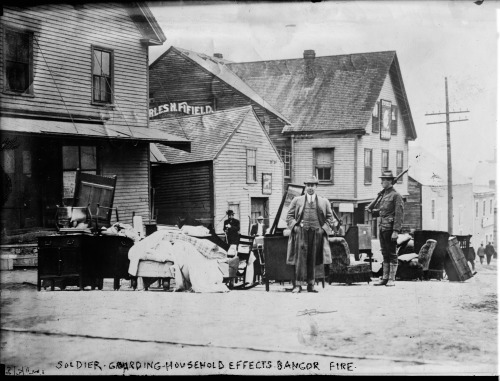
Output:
[227, 51, 416, 139]
[150, 47, 291, 125]
[124, 2, 166, 46]
[150, 106, 259, 164]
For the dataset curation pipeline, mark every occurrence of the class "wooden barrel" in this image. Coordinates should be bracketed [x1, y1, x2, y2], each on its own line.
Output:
[445, 237, 474, 282]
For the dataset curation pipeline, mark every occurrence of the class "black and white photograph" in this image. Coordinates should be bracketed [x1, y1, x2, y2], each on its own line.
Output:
[0, 0, 497, 376]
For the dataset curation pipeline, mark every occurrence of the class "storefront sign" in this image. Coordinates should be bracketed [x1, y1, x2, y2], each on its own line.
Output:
[149, 102, 214, 118]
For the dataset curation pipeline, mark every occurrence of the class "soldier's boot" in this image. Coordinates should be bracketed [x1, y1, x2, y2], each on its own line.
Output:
[386, 263, 398, 287]
[374, 263, 389, 286]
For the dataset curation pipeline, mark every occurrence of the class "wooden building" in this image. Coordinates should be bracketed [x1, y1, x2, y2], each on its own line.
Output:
[150, 106, 284, 235]
[149, 47, 417, 235]
[148, 46, 293, 189]
[0, 3, 190, 237]
[227, 50, 417, 235]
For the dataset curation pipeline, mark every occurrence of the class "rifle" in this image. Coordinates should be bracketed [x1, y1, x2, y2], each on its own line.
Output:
[366, 167, 410, 217]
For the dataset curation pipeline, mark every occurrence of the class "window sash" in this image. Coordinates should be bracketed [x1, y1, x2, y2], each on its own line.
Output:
[4, 28, 32, 93]
[364, 149, 372, 184]
[391, 105, 398, 135]
[396, 150, 403, 183]
[381, 150, 389, 173]
[278, 148, 291, 178]
[314, 148, 333, 182]
[372, 101, 380, 133]
[92, 47, 113, 103]
[246, 149, 257, 183]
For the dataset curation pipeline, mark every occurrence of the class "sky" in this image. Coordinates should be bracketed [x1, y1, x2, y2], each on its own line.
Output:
[147, 0, 498, 180]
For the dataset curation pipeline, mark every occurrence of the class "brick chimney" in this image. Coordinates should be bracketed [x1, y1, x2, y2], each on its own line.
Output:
[214, 53, 223, 59]
[303, 49, 315, 60]
[303, 50, 316, 81]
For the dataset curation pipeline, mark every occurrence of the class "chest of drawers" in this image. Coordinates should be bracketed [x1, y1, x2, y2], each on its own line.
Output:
[37, 234, 134, 291]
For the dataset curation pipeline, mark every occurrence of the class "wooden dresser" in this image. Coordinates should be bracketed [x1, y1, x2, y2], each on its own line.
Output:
[37, 234, 134, 291]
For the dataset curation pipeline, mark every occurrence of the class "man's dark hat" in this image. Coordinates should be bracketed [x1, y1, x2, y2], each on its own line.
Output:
[379, 170, 395, 179]
[226, 210, 234, 216]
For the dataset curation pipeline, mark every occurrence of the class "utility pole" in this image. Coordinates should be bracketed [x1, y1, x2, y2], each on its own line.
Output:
[425, 77, 469, 234]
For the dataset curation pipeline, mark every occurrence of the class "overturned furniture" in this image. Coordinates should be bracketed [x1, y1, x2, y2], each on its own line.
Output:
[414, 230, 449, 280]
[396, 239, 437, 281]
[38, 172, 130, 291]
[445, 235, 474, 282]
[328, 237, 372, 285]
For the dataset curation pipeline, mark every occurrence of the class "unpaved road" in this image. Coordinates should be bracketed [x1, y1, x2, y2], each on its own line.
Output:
[0, 260, 497, 376]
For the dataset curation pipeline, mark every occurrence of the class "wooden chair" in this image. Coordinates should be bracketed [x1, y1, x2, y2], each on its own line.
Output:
[232, 234, 257, 289]
[56, 171, 119, 233]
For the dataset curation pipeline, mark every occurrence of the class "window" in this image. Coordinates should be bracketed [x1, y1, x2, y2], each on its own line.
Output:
[431, 199, 435, 220]
[364, 149, 372, 184]
[92, 46, 113, 103]
[490, 199, 493, 214]
[476, 201, 479, 218]
[396, 151, 403, 183]
[381, 150, 389, 174]
[62, 145, 97, 202]
[372, 101, 379, 133]
[313, 148, 334, 183]
[246, 148, 257, 183]
[391, 105, 398, 135]
[483, 200, 486, 216]
[278, 148, 291, 179]
[4, 28, 33, 94]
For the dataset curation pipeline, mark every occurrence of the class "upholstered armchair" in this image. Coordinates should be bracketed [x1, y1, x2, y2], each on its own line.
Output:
[328, 237, 372, 285]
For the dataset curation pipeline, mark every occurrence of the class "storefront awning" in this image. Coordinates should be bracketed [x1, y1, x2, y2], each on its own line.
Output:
[0, 117, 191, 152]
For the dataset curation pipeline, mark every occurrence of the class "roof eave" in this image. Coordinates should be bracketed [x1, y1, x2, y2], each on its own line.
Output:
[126, 2, 167, 45]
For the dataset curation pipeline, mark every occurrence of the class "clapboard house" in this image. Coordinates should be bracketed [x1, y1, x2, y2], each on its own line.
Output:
[148, 46, 293, 187]
[227, 50, 417, 235]
[150, 106, 284, 236]
[0, 3, 190, 238]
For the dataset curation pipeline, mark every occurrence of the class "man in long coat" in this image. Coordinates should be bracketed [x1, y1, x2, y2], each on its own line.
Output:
[286, 176, 334, 293]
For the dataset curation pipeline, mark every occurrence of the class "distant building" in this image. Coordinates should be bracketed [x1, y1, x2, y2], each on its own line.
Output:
[473, 185, 496, 248]
[406, 148, 473, 235]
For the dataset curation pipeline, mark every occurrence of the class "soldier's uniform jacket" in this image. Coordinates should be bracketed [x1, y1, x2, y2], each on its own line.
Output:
[378, 186, 404, 232]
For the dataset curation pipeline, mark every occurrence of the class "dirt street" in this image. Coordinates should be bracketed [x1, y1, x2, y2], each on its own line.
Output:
[0, 257, 497, 376]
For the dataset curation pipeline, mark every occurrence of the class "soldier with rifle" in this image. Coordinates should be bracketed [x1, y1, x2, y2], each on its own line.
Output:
[366, 169, 407, 287]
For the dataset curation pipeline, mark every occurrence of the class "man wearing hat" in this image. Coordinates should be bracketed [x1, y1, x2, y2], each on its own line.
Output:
[250, 215, 267, 237]
[223, 210, 240, 246]
[367, 170, 404, 287]
[286, 176, 334, 293]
